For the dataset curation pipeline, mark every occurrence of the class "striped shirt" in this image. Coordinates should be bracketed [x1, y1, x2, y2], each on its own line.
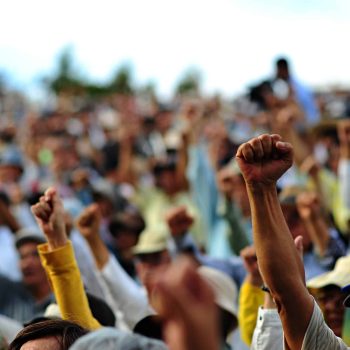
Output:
[301, 300, 348, 350]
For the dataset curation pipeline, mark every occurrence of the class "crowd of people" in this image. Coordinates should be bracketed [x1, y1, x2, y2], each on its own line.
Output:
[0, 57, 349, 350]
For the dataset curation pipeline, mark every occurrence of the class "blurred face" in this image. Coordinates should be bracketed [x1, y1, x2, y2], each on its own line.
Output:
[314, 286, 346, 336]
[155, 112, 172, 134]
[114, 231, 139, 251]
[281, 204, 312, 251]
[18, 242, 48, 288]
[0, 165, 22, 183]
[277, 66, 289, 80]
[155, 170, 177, 195]
[135, 250, 171, 299]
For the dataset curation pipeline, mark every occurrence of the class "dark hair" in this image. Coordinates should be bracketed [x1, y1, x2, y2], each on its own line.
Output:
[9, 319, 88, 350]
[276, 57, 289, 69]
[249, 80, 273, 110]
[133, 315, 164, 341]
[86, 292, 116, 327]
[109, 210, 145, 237]
[219, 308, 237, 339]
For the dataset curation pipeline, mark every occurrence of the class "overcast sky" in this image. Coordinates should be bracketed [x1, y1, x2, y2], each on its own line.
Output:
[0, 0, 349, 99]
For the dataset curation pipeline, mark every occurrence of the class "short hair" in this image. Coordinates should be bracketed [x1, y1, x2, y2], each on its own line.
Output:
[9, 319, 88, 350]
[109, 210, 145, 237]
[276, 57, 289, 69]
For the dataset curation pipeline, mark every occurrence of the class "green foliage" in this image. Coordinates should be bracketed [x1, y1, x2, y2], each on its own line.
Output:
[175, 68, 202, 96]
[48, 46, 85, 95]
[108, 65, 134, 95]
[46, 48, 135, 98]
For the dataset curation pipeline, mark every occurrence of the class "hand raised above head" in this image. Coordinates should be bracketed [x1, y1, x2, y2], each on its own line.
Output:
[236, 134, 293, 187]
[30, 187, 67, 250]
[165, 206, 194, 237]
[76, 203, 101, 240]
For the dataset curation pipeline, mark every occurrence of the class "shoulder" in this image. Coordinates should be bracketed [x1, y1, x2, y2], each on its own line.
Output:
[301, 300, 348, 350]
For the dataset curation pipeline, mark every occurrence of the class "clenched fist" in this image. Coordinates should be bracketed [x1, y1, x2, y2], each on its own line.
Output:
[31, 187, 67, 249]
[76, 203, 101, 240]
[236, 134, 293, 187]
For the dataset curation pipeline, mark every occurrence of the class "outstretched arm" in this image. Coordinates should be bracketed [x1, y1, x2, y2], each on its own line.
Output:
[77, 204, 153, 329]
[31, 188, 100, 330]
[236, 134, 313, 350]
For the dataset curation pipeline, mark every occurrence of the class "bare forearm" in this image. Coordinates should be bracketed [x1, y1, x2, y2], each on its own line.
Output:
[247, 184, 304, 291]
[247, 184, 313, 350]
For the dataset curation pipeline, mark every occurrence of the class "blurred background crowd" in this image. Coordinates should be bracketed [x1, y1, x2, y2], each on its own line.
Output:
[1, 0, 350, 349]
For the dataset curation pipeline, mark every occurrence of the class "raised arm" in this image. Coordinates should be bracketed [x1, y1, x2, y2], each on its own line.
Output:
[31, 188, 100, 330]
[236, 134, 313, 350]
[77, 204, 153, 329]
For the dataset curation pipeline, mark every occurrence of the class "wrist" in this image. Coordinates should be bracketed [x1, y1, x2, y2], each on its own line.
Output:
[84, 232, 101, 245]
[246, 273, 263, 287]
[48, 236, 68, 251]
[246, 182, 277, 195]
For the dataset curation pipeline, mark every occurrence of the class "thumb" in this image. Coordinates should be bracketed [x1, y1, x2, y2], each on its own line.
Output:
[294, 235, 304, 258]
[45, 187, 64, 212]
[275, 141, 293, 154]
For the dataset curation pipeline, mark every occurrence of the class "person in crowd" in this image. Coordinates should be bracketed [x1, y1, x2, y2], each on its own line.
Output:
[236, 133, 349, 349]
[0, 227, 53, 324]
[8, 319, 88, 350]
[273, 57, 320, 125]
[31, 188, 241, 349]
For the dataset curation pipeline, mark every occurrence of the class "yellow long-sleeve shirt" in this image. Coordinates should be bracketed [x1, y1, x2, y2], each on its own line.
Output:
[238, 280, 265, 346]
[38, 241, 101, 330]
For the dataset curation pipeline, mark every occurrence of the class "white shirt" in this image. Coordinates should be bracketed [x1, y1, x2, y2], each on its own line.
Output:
[301, 300, 349, 350]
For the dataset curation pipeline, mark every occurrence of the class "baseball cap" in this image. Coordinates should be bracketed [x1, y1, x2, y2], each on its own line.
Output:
[307, 256, 350, 290]
[198, 266, 238, 319]
[133, 229, 169, 255]
[15, 227, 46, 249]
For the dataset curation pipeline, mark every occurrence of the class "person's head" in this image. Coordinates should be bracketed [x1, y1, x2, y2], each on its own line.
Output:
[0, 147, 23, 184]
[9, 319, 88, 350]
[275, 57, 290, 80]
[198, 266, 238, 340]
[279, 187, 312, 251]
[153, 159, 178, 195]
[155, 105, 173, 134]
[280, 203, 312, 250]
[109, 210, 145, 252]
[307, 255, 350, 336]
[15, 228, 48, 291]
[133, 230, 172, 298]
[312, 285, 346, 336]
[69, 327, 167, 350]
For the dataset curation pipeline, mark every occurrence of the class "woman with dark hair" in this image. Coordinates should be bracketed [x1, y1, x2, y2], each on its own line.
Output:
[9, 319, 88, 350]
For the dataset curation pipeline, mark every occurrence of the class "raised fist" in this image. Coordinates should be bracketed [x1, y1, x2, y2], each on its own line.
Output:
[31, 187, 67, 249]
[165, 206, 194, 237]
[236, 134, 293, 186]
[76, 203, 101, 239]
